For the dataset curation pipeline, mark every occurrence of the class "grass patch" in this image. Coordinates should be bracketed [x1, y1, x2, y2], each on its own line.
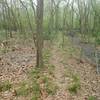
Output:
[31, 81, 41, 99]
[68, 74, 81, 94]
[0, 81, 12, 92]
[68, 82, 80, 94]
[0, 47, 9, 53]
[88, 96, 97, 100]
[47, 64, 55, 75]
[64, 69, 72, 78]
[30, 68, 58, 96]
[16, 82, 31, 96]
[43, 49, 51, 64]
[63, 65, 81, 94]
[42, 76, 58, 95]
[72, 74, 80, 82]
[28, 66, 57, 98]
[16, 80, 41, 99]
[30, 68, 41, 79]
[31, 95, 39, 100]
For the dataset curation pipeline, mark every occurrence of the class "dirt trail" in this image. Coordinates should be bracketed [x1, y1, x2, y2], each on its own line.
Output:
[50, 46, 65, 87]
[48, 44, 70, 100]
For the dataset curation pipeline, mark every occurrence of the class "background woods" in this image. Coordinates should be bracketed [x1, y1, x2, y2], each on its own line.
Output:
[0, 0, 100, 100]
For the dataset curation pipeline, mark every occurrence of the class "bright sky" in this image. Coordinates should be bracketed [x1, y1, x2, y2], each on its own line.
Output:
[33, 0, 37, 4]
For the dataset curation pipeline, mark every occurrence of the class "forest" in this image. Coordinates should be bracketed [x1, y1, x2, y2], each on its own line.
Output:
[0, 0, 100, 100]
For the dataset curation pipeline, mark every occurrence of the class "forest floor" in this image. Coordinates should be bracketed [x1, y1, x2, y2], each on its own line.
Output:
[0, 36, 100, 100]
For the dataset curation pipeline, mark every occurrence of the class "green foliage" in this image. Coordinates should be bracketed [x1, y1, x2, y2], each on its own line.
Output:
[43, 32, 52, 40]
[16, 80, 41, 99]
[29, 67, 46, 82]
[1, 47, 9, 53]
[43, 49, 51, 64]
[47, 64, 55, 75]
[43, 49, 55, 75]
[30, 68, 41, 80]
[29, 67, 57, 97]
[93, 32, 100, 45]
[31, 81, 41, 99]
[42, 76, 58, 95]
[72, 74, 80, 83]
[16, 82, 30, 96]
[31, 95, 39, 100]
[0, 81, 12, 92]
[68, 74, 81, 94]
[96, 39, 100, 45]
[68, 82, 80, 94]
[88, 96, 97, 100]
[0, 31, 7, 40]
[45, 81, 58, 95]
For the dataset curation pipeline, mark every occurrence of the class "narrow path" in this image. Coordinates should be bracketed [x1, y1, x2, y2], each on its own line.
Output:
[48, 44, 70, 100]
[50, 46, 65, 87]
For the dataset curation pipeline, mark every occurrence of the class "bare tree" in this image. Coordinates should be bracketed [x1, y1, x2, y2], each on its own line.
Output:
[36, 0, 44, 67]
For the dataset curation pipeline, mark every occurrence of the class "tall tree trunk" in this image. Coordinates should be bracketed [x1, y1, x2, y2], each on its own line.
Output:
[36, 0, 44, 67]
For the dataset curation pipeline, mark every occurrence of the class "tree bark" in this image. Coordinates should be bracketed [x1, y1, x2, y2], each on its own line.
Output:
[36, 0, 44, 67]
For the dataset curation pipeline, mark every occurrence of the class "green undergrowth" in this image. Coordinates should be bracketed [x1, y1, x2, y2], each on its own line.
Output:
[58, 36, 80, 59]
[64, 69, 81, 94]
[0, 47, 9, 53]
[42, 76, 58, 95]
[47, 64, 55, 76]
[16, 66, 58, 99]
[88, 96, 97, 100]
[0, 81, 12, 92]
[43, 48, 55, 76]
[68, 74, 81, 94]
[16, 80, 41, 99]
[16, 82, 31, 96]
[29, 67, 58, 95]
[43, 48, 51, 64]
